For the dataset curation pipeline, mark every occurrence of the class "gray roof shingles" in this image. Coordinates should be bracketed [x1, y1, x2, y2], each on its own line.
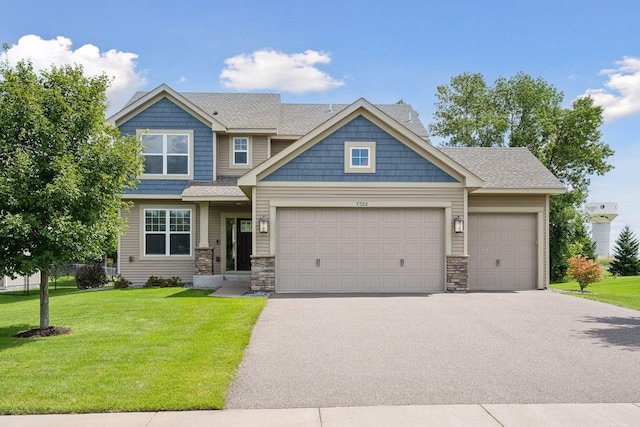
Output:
[439, 147, 565, 190]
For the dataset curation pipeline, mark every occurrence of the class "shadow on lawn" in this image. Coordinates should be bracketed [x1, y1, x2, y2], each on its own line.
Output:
[0, 324, 39, 351]
[579, 316, 640, 350]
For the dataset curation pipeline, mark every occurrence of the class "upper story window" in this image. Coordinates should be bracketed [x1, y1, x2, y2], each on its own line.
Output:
[138, 130, 193, 177]
[344, 141, 376, 173]
[232, 137, 250, 166]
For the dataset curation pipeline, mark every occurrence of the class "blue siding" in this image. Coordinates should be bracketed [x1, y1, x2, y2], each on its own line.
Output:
[119, 98, 213, 194]
[262, 116, 458, 183]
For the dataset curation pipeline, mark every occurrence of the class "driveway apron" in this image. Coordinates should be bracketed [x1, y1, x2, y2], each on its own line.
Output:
[226, 291, 640, 409]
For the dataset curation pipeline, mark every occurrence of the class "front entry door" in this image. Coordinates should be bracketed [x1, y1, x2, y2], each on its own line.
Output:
[236, 218, 252, 271]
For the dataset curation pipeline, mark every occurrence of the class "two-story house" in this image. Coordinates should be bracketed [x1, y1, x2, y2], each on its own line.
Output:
[108, 84, 565, 293]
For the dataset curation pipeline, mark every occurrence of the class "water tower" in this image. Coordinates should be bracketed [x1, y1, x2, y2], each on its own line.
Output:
[585, 202, 618, 257]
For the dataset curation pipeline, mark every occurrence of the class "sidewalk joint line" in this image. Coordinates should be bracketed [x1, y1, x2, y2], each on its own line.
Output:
[479, 404, 505, 427]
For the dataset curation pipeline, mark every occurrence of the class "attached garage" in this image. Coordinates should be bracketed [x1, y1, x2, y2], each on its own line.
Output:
[276, 208, 444, 293]
[468, 213, 538, 291]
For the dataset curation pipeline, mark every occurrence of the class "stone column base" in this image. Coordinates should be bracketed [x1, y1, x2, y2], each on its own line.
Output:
[446, 255, 468, 292]
[251, 254, 275, 292]
[195, 247, 215, 275]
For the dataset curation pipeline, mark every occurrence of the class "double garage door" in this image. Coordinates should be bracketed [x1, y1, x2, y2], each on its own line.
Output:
[468, 213, 537, 291]
[277, 208, 444, 293]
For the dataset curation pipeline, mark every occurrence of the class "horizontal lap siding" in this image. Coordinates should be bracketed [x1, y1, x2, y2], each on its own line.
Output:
[254, 186, 465, 256]
[271, 139, 294, 156]
[119, 201, 200, 283]
[218, 135, 269, 176]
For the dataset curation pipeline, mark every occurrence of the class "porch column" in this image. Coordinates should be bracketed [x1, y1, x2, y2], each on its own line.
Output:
[198, 201, 209, 248]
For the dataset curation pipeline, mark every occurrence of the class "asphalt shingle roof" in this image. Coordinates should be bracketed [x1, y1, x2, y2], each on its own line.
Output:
[126, 91, 428, 138]
[439, 147, 565, 190]
[182, 177, 247, 198]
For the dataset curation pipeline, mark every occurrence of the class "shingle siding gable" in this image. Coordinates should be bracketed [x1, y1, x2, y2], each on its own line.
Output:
[262, 116, 457, 183]
[118, 97, 213, 194]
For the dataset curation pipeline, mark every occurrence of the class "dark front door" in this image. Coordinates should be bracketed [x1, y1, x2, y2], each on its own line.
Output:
[236, 218, 252, 271]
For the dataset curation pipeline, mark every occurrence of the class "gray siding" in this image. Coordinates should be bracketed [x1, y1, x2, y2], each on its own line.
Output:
[270, 139, 294, 157]
[262, 116, 458, 183]
[119, 97, 214, 194]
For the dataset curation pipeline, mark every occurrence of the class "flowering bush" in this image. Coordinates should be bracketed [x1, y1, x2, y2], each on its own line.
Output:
[567, 257, 603, 292]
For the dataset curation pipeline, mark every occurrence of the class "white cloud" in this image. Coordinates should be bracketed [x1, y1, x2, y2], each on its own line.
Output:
[220, 49, 345, 93]
[177, 76, 187, 84]
[583, 56, 640, 122]
[1, 35, 146, 114]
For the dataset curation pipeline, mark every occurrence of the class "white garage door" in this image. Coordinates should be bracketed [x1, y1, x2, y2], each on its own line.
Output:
[468, 213, 537, 291]
[277, 208, 444, 293]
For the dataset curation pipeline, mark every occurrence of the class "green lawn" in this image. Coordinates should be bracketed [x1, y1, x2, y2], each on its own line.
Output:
[550, 276, 640, 311]
[0, 279, 266, 414]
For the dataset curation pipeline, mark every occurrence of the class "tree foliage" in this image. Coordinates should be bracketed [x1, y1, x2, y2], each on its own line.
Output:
[0, 58, 143, 329]
[567, 257, 603, 292]
[609, 225, 640, 277]
[430, 72, 613, 281]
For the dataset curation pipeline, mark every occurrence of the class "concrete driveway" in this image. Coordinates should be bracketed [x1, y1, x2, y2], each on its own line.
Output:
[226, 291, 640, 409]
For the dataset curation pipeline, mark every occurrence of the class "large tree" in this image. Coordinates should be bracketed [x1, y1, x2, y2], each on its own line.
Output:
[430, 72, 613, 281]
[0, 57, 143, 330]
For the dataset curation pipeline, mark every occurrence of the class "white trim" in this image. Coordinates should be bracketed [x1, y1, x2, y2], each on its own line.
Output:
[463, 188, 469, 256]
[444, 206, 452, 256]
[257, 181, 465, 188]
[537, 211, 544, 290]
[344, 141, 376, 173]
[237, 98, 483, 188]
[226, 128, 278, 134]
[471, 188, 566, 195]
[198, 202, 209, 248]
[139, 204, 196, 261]
[107, 84, 226, 131]
[230, 136, 251, 168]
[137, 129, 194, 180]
[269, 200, 452, 208]
[468, 207, 544, 213]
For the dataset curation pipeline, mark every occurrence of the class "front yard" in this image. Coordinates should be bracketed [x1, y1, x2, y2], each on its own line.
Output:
[550, 276, 640, 311]
[0, 279, 266, 414]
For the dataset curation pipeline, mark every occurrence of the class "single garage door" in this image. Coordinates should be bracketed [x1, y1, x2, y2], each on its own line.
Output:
[277, 208, 444, 293]
[468, 213, 537, 291]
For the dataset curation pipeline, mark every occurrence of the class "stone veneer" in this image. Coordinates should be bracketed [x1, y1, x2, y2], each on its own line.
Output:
[251, 255, 275, 291]
[195, 248, 215, 275]
[446, 255, 468, 292]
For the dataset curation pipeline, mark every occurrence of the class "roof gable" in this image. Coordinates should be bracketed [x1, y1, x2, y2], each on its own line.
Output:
[239, 98, 483, 188]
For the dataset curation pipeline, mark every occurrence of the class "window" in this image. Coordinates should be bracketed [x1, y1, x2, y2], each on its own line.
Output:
[232, 137, 249, 166]
[350, 147, 370, 167]
[140, 132, 190, 175]
[344, 141, 376, 173]
[144, 209, 191, 256]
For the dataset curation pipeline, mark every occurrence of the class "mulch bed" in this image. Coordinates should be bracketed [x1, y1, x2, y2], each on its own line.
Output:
[15, 326, 71, 338]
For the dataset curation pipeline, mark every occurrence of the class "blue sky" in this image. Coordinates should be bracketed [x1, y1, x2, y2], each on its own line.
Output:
[3, 0, 640, 248]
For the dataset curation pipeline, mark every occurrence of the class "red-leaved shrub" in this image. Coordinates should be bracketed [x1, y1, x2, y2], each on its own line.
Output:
[567, 257, 603, 292]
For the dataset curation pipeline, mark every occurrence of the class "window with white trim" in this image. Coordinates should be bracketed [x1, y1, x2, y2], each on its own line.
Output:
[350, 147, 370, 167]
[144, 209, 192, 256]
[141, 133, 189, 175]
[232, 137, 249, 165]
[344, 141, 376, 173]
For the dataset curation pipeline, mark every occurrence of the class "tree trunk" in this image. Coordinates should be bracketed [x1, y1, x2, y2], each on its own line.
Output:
[40, 268, 49, 329]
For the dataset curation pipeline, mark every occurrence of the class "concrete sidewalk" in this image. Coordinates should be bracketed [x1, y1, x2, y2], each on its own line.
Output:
[2, 403, 640, 426]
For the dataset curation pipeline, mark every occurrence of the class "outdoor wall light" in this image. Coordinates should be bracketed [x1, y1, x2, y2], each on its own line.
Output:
[453, 216, 464, 233]
[259, 216, 269, 233]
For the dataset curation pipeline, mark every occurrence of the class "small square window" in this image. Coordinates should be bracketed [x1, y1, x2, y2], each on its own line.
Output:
[350, 148, 370, 167]
[344, 141, 376, 173]
[232, 137, 249, 166]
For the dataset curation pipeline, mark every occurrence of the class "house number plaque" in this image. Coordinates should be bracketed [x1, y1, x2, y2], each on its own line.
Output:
[355, 201, 368, 207]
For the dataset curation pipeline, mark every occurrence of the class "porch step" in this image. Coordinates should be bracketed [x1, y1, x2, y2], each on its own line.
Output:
[223, 273, 251, 282]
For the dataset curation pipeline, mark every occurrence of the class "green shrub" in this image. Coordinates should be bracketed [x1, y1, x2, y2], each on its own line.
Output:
[113, 275, 131, 289]
[165, 276, 184, 288]
[144, 276, 165, 288]
[75, 264, 108, 289]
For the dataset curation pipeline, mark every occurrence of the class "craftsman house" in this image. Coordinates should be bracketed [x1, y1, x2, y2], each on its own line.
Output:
[108, 84, 564, 293]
